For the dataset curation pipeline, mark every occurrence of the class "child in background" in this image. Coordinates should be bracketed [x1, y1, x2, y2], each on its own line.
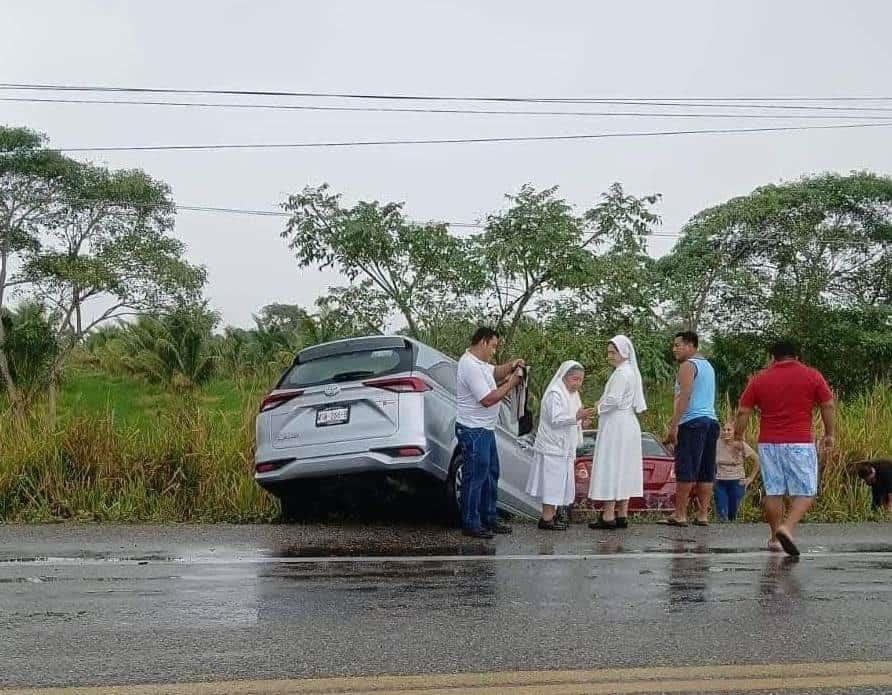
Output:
[714, 423, 759, 521]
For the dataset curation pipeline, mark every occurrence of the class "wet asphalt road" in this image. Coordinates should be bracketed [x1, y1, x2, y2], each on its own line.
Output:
[0, 522, 891, 692]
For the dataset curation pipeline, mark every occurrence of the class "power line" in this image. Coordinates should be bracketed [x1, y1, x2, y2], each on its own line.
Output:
[4, 96, 892, 120]
[43, 121, 892, 153]
[56, 200, 888, 244]
[5, 82, 892, 112]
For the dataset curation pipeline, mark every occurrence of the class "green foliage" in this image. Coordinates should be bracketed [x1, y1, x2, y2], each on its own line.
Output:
[470, 183, 662, 350]
[0, 125, 207, 413]
[116, 306, 218, 389]
[712, 306, 892, 399]
[23, 163, 206, 330]
[709, 332, 768, 402]
[281, 184, 477, 336]
[0, 302, 59, 392]
[660, 172, 892, 333]
[0, 368, 885, 523]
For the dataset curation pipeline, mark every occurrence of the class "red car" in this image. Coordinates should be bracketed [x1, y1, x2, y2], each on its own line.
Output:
[573, 430, 676, 512]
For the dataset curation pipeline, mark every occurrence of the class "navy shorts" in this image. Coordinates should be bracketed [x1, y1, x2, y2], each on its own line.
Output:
[675, 417, 720, 483]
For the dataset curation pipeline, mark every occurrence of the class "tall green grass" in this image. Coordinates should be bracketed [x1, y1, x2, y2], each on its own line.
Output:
[0, 372, 277, 522]
[0, 370, 888, 522]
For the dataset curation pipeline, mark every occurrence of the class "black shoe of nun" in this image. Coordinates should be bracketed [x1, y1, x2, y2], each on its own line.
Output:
[538, 517, 568, 531]
[589, 515, 618, 530]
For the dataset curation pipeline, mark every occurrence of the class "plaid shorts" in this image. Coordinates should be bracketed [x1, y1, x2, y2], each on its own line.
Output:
[758, 443, 818, 497]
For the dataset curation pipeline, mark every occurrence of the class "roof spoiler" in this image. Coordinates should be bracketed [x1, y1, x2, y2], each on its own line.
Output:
[293, 336, 413, 365]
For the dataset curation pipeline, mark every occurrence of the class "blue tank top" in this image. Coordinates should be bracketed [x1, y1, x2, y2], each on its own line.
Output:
[675, 357, 717, 424]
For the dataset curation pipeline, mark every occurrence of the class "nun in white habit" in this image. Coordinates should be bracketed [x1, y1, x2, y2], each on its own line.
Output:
[525, 361, 594, 530]
[587, 335, 648, 530]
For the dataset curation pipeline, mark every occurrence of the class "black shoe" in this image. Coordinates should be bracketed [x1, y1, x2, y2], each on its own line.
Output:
[488, 522, 513, 535]
[588, 516, 617, 530]
[616, 517, 629, 529]
[538, 517, 568, 531]
[462, 528, 494, 539]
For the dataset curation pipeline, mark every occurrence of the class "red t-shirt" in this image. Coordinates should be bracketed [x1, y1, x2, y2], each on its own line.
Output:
[739, 360, 834, 444]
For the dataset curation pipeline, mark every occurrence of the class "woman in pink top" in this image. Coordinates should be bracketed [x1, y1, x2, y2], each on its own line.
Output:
[714, 423, 759, 521]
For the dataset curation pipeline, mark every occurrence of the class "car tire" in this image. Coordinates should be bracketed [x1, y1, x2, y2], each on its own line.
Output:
[445, 451, 464, 526]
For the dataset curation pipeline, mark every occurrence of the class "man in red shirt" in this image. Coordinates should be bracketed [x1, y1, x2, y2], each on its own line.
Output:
[734, 340, 835, 557]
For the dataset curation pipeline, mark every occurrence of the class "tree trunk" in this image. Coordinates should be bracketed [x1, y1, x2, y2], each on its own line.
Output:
[0, 313, 23, 421]
[74, 287, 83, 337]
[397, 302, 419, 339]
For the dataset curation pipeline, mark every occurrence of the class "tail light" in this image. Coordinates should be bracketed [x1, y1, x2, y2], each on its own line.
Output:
[372, 446, 425, 458]
[574, 457, 592, 483]
[255, 459, 293, 473]
[259, 389, 304, 412]
[363, 376, 431, 393]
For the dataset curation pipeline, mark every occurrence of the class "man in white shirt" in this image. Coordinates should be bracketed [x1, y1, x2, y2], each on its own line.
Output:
[456, 327, 525, 538]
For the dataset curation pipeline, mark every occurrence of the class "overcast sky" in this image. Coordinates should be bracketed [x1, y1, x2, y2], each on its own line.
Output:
[3, 0, 891, 327]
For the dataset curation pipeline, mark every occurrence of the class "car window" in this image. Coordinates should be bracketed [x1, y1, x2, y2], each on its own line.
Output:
[576, 431, 670, 458]
[427, 360, 457, 395]
[279, 347, 411, 389]
[642, 436, 670, 457]
[499, 399, 519, 435]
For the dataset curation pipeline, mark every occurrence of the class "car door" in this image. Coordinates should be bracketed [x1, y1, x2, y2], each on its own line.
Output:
[495, 401, 540, 518]
[421, 359, 459, 480]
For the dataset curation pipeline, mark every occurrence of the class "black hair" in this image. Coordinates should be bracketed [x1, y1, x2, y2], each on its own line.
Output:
[855, 461, 876, 481]
[673, 331, 699, 348]
[470, 326, 500, 346]
[770, 339, 800, 361]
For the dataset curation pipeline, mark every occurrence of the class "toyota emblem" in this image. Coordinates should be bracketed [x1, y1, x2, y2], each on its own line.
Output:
[323, 384, 341, 397]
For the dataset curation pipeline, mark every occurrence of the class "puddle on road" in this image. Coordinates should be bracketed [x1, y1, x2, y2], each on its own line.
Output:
[1, 540, 891, 565]
[0, 552, 177, 564]
[270, 542, 497, 558]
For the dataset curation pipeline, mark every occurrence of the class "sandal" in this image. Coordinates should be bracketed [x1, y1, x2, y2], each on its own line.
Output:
[774, 529, 800, 557]
[538, 517, 568, 531]
[692, 519, 709, 527]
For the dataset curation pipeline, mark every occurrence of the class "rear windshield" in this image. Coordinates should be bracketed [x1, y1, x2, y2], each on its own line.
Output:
[279, 346, 414, 389]
[576, 432, 669, 458]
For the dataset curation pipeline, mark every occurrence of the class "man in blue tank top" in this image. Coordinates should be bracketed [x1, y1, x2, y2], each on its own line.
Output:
[663, 331, 720, 526]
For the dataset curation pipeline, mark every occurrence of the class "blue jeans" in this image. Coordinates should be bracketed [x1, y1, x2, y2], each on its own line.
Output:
[455, 424, 499, 531]
[714, 479, 746, 521]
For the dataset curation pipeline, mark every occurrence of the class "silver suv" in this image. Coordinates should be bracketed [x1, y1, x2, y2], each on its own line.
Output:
[254, 336, 541, 520]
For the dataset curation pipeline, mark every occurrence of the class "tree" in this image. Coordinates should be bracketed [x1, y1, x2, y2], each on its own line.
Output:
[253, 303, 313, 336]
[658, 172, 892, 333]
[24, 164, 206, 389]
[280, 184, 479, 337]
[0, 301, 59, 396]
[118, 306, 218, 389]
[0, 125, 207, 415]
[471, 183, 662, 350]
[0, 126, 76, 413]
[576, 183, 665, 333]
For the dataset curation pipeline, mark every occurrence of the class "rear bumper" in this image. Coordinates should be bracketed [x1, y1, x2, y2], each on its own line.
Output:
[255, 449, 442, 488]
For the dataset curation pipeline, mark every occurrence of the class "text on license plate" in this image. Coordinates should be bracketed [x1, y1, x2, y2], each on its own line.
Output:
[316, 406, 350, 426]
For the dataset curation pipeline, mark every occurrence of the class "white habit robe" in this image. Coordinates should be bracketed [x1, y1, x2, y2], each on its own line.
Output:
[525, 361, 582, 507]
[588, 337, 647, 501]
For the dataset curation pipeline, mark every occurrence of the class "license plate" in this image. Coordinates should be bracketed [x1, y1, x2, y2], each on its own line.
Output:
[316, 406, 350, 427]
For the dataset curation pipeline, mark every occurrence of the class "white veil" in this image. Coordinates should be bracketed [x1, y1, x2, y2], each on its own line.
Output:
[609, 335, 647, 414]
[543, 360, 585, 442]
